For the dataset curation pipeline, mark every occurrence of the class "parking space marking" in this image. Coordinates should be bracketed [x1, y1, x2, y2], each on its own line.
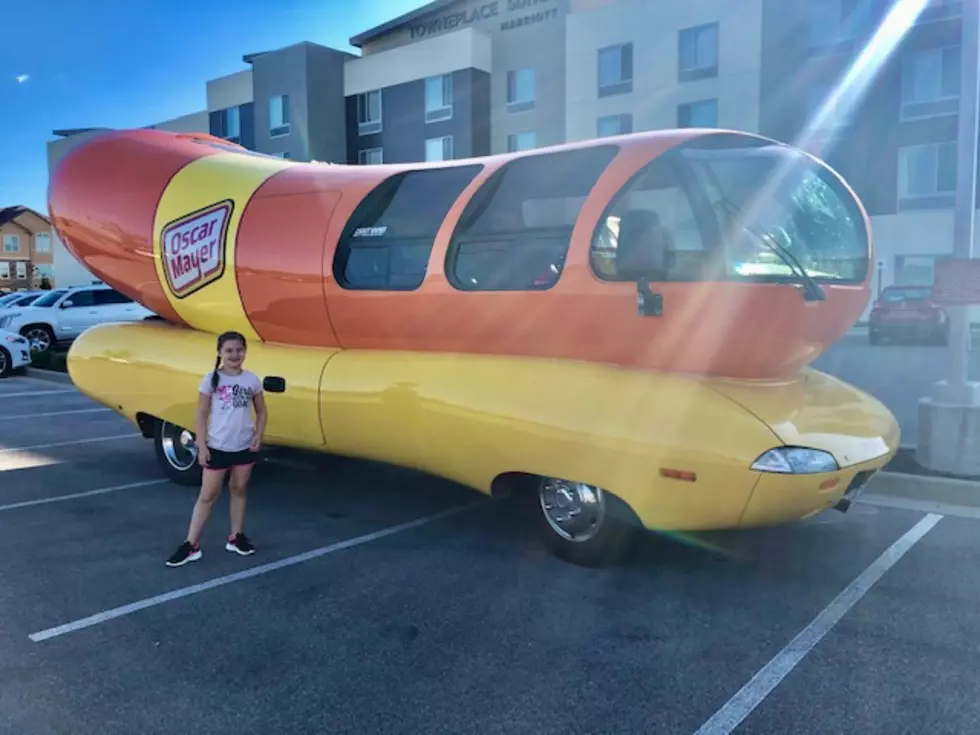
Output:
[0, 408, 112, 420]
[692, 512, 943, 735]
[28, 498, 489, 643]
[0, 479, 167, 513]
[0, 433, 140, 453]
[0, 389, 77, 398]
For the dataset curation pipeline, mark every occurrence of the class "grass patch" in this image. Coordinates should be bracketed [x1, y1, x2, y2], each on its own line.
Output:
[30, 348, 68, 373]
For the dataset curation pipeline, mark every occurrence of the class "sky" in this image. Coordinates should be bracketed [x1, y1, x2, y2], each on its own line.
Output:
[0, 0, 424, 215]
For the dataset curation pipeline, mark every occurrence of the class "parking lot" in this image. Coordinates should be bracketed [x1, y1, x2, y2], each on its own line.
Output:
[3, 373, 980, 734]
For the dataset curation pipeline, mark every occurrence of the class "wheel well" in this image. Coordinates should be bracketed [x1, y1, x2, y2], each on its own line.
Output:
[19, 322, 54, 335]
[489, 471, 643, 527]
[135, 412, 159, 439]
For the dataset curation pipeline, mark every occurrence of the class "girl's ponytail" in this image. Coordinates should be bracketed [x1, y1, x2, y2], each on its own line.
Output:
[210, 354, 221, 392]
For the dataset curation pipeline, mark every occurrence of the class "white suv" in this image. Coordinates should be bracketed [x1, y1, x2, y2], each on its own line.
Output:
[0, 284, 156, 353]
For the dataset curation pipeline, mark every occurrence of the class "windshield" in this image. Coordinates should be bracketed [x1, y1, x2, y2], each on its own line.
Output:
[30, 289, 68, 307]
[591, 136, 869, 285]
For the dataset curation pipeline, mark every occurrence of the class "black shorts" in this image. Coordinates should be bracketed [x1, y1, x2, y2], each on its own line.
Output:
[205, 447, 259, 470]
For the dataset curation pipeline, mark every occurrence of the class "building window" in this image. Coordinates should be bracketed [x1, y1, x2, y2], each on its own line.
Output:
[446, 146, 619, 291]
[918, 0, 962, 25]
[333, 165, 482, 290]
[3, 235, 19, 253]
[901, 46, 961, 121]
[895, 255, 939, 286]
[269, 94, 290, 137]
[358, 148, 383, 165]
[221, 106, 241, 142]
[425, 136, 454, 162]
[678, 23, 719, 81]
[597, 113, 633, 138]
[807, 0, 876, 52]
[358, 90, 382, 135]
[598, 43, 633, 97]
[507, 69, 536, 112]
[898, 141, 957, 210]
[678, 99, 718, 128]
[0, 262, 8, 279]
[15, 261, 26, 279]
[507, 132, 536, 152]
[425, 74, 453, 122]
[34, 232, 51, 253]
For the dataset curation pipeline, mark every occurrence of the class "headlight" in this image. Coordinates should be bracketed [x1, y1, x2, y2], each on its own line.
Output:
[751, 447, 839, 474]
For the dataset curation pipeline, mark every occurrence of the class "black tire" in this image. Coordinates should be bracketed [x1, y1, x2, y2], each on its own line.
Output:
[530, 476, 637, 567]
[153, 419, 203, 486]
[0, 346, 11, 378]
[868, 329, 881, 345]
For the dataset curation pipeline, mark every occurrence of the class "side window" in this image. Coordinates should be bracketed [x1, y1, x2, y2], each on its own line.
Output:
[93, 289, 133, 305]
[591, 153, 708, 282]
[64, 290, 96, 308]
[447, 145, 619, 291]
[333, 165, 482, 290]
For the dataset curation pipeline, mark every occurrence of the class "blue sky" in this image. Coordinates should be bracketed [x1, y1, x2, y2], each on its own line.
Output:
[0, 0, 423, 215]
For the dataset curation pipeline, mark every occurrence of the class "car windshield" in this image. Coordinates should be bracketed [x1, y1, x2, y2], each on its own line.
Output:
[30, 289, 68, 307]
[882, 287, 932, 302]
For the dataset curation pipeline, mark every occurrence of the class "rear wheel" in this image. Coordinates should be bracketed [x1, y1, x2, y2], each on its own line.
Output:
[153, 420, 202, 486]
[20, 324, 54, 354]
[532, 476, 636, 567]
[0, 347, 10, 378]
[868, 329, 881, 345]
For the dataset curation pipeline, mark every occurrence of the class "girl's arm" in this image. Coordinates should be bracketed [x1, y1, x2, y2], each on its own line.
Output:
[194, 392, 211, 450]
[251, 390, 268, 449]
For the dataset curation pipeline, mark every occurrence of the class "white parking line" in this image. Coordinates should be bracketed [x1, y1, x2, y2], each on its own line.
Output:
[0, 479, 167, 513]
[29, 499, 489, 643]
[0, 389, 77, 398]
[692, 512, 943, 735]
[861, 494, 980, 521]
[0, 408, 112, 420]
[0, 434, 140, 453]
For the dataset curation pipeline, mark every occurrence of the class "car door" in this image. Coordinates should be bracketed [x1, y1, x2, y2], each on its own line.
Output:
[55, 288, 100, 337]
[91, 287, 148, 322]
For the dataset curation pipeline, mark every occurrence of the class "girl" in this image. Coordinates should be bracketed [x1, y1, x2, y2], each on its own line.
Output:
[166, 330, 267, 567]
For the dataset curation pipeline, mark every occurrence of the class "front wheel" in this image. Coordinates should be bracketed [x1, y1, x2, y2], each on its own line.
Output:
[533, 477, 636, 567]
[153, 420, 203, 486]
[0, 347, 11, 378]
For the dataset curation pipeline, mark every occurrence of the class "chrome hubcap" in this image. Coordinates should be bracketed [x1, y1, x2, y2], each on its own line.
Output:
[25, 329, 50, 352]
[539, 478, 605, 542]
[160, 422, 198, 471]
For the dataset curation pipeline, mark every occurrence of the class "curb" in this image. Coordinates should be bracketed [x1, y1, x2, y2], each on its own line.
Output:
[867, 470, 980, 508]
[25, 367, 74, 386]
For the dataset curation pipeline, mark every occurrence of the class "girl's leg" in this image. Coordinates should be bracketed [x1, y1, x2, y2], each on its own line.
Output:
[186, 468, 227, 545]
[228, 462, 255, 537]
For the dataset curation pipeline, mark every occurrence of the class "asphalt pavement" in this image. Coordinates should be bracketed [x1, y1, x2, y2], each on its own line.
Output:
[2, 372, 980, 734]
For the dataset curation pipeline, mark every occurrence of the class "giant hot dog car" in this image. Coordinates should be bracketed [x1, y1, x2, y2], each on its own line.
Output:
[48, 127, 898, 566]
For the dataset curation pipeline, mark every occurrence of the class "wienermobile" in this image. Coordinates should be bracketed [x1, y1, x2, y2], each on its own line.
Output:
[49, 126, 898, 566]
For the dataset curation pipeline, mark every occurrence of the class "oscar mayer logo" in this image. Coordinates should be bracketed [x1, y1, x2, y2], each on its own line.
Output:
[161, 199, 234, 299]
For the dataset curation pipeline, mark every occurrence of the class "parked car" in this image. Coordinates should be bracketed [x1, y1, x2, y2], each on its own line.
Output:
[0, 290, 45, 312]
[0, 327, 31, 377]
[868, 285, 948, 345]
[0, 284, 155, 354]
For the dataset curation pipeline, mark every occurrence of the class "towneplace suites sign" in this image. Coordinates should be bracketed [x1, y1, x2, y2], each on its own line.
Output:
[408, 0, 560, 40]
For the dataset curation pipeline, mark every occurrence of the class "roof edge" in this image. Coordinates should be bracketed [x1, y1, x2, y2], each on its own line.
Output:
[349, 0, 459, 47]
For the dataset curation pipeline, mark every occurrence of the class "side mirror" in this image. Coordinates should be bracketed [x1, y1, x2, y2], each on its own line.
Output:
[61, 300, 73, 309]
[263, 376, 286, 393]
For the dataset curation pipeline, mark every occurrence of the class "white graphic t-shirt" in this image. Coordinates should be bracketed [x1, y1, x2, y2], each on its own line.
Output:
[199, 369, 263, 452]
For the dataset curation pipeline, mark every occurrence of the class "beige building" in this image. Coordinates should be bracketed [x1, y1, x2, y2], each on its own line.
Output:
[0, 206, 54, 292]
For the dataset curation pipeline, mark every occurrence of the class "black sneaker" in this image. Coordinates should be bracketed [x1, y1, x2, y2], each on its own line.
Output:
[225, 533, 255, 556]
[165, 541, 201, 567]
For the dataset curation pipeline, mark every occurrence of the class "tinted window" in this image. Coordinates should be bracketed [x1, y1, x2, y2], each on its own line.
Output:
[93, 289, 133, 305]
[591, 135, 869, 284]
[64, 290, 96, 307]
[447, 146, 619, 291]
[334, 165, 482, 290]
